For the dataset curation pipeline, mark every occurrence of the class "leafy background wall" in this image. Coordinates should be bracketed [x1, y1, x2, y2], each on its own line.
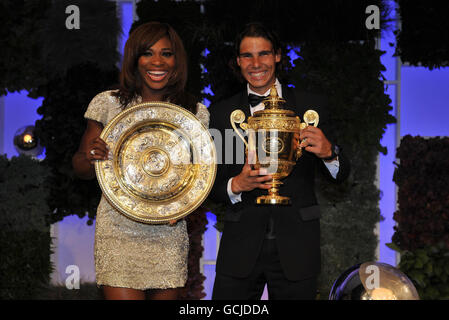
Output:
[388, 136, 449, 299]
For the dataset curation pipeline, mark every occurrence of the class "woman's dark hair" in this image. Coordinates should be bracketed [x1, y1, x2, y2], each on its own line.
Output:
[113, 21, 196, 112]
[229, 22, 290, 83]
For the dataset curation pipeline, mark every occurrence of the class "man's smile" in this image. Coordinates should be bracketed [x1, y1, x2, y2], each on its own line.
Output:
[248, 70, 268, 80]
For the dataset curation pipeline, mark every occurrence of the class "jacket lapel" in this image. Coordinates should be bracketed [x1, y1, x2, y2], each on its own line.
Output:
[282, 84, 310, 116]
[238, 90, 251, 119]
[282, 84, 296, 107]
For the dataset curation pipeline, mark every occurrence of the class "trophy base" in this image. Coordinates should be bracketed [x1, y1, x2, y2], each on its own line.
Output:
[255, 179, 291, 205]
[256, 195, 291, 205]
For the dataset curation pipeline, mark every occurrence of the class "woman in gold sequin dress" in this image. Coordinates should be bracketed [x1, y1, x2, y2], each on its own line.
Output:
[72, 22, 209, 300]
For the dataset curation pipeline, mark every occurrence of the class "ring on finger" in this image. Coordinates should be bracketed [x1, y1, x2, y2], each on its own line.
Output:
[90, 149, 96, 156]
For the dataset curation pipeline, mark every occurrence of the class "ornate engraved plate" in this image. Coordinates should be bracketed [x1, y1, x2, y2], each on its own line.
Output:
[95, 101, 216, 224]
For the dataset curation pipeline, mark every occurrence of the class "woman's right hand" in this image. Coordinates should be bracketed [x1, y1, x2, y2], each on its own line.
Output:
[87, 136, 110, 164]
[73, 120, 108, 180]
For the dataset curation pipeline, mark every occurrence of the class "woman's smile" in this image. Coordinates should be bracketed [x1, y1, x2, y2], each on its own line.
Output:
[146, 70, 169, 82]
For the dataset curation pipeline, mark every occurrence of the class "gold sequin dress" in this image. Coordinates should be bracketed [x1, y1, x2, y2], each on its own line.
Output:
[84, 90, 210, 290]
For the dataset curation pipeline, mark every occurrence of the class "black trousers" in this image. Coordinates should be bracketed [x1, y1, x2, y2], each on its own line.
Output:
[212, 239, 317, 300]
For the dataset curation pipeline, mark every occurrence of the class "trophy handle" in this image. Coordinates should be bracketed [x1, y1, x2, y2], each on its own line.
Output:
[230, 110, 249, 148]
[303, 110, 319, 127]
[295, 121, 307, 160]
[295, 110, 319, 160]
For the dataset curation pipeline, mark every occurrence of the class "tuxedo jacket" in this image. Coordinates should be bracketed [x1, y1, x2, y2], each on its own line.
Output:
[208, 84, 350, 281]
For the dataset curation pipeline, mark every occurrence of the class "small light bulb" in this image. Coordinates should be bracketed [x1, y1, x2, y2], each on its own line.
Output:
[23, 134, 33, 144]
[370, 287, 397, 300]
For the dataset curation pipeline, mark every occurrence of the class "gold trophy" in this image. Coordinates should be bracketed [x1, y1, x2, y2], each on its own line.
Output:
[230, 85, 319, 205]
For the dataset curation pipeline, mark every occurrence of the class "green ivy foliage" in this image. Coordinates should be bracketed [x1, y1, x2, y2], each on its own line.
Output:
[393, 135, 449, 250]
[27, 0, 121, 224]
[34, 63, 119, 225]
[0, 0, 51, 96]
[387, 242, 449, 300]
[0, 0, 119, 98]
[201, 0, 389, 104]
[389, 136, 449, 299]
[0, 155, 52, 299]
[395, 0, 449, 70]
[38, 0, 120, 82]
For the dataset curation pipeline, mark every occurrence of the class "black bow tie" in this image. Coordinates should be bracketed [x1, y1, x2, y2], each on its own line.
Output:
[248, 93, 269, 107]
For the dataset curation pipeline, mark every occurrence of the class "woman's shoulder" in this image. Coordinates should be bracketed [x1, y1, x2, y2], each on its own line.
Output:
[85, 90, 121, 125]
[89, 89, 121, 106]
[195, 102, 210, 128]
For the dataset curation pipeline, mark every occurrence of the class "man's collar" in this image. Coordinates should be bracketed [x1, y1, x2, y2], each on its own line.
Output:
[247, 78, 282, 98]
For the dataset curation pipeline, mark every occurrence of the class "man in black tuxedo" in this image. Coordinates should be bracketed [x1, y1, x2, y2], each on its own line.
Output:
[209, 23, 350, 300]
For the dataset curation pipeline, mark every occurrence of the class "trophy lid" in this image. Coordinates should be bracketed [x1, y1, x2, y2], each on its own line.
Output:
[253, 85, 295, 117]
[264, 85, 286, 109]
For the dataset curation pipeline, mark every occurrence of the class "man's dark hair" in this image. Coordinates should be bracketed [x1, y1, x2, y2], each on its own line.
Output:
[234, 22, 282, 58]
[229, 22, 290, 83]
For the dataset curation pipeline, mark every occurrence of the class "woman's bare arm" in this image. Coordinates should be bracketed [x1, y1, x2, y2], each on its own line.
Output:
[72, 120, 108, 180]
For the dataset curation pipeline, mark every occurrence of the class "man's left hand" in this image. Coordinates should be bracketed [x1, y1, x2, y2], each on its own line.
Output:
[299, 126, 332, 159]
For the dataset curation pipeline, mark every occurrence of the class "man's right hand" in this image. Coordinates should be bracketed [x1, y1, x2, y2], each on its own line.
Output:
[231, 151, 273, 194]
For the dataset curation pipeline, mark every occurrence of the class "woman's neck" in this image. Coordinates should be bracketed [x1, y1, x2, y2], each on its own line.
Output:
[140, 84, 167, 101]
[141, 92, 164, 102]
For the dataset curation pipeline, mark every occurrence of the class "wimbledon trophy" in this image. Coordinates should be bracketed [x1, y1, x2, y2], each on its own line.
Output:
[95, 101, 216, 224]
[230, 85, 319, 205]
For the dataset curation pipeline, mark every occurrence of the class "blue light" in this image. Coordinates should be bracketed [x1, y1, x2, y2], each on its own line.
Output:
[287, 45, 302, 67]
[202, 98, 211, 107]
[378, 0, 399, 267]
[401, 67, 449, 137]
[118, 2, 133, 66]
[203, 84, 214, 96]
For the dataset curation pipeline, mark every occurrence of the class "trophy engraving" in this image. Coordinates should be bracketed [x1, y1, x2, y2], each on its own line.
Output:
[230, 85, 319, 205]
